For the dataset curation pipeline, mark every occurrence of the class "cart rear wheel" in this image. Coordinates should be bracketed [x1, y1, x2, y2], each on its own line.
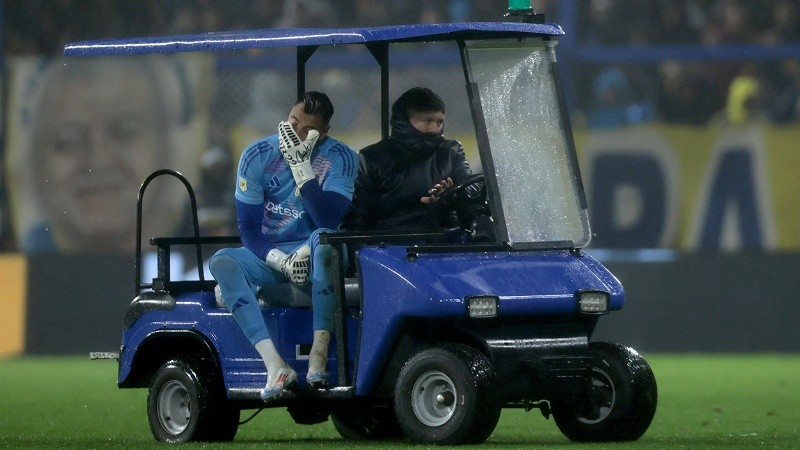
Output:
[147, 358, 239, 442]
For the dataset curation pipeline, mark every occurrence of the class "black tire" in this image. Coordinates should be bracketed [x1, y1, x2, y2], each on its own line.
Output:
[147, 358, 239, 442]
[288, 402, 331, 425]
[330, 400, 404, 440]
[552, 342, 657, 442]
[394, 345, 501, 445]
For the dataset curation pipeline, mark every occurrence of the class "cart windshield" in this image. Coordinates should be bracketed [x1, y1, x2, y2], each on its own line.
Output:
[465, 41, 591, 248]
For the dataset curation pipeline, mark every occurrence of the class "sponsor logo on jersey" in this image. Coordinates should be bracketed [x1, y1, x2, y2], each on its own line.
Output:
[265, 201, 305, 219]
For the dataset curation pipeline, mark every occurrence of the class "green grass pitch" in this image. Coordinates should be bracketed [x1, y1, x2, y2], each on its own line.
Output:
[0, 354, 797, 449]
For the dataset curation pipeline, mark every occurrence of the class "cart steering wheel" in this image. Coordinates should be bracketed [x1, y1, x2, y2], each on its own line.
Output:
[434, 173, 486, 211]
[432, 173, 493, 240]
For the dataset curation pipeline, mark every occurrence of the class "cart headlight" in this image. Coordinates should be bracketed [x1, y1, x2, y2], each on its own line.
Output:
[577, 291, 609, 314]
[466, 295, 499, 318]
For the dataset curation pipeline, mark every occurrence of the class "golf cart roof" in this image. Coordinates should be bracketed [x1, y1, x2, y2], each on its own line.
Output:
[63, 22, 563, 56]
[63, 19, 590, 250]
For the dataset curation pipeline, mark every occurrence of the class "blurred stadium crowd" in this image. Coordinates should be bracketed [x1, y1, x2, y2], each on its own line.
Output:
[5, 0, 800, 126]
[570, 0, 800, 126]
[4, 0, 800, 50]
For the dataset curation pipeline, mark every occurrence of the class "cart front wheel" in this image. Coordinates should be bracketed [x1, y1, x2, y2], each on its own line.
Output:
[552, 342, 657, 442]
[394, 345, 500, 445]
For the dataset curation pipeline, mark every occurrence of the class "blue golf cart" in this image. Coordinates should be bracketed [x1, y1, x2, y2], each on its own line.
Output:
[71, 4, 657, 445]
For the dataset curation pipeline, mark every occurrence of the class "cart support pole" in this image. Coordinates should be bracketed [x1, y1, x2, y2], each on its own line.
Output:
[329, 242, 349, 385]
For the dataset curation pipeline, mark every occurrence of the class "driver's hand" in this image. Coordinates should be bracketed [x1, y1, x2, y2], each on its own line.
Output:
[421, 177, 453, 204]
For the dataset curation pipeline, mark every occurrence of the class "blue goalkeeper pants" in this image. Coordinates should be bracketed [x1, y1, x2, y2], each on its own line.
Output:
[209, 228, 337, 346]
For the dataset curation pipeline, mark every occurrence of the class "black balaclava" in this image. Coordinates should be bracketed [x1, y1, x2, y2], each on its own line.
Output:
[389, 87, 446, 160]
[389, 111, 445, 160]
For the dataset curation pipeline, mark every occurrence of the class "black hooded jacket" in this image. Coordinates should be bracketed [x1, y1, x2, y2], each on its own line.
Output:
[342, 113, 473, 231]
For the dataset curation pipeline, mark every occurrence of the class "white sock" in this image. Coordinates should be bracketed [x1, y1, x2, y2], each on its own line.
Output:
[255, 339, 285, 378]
[308, 330, 331, 374]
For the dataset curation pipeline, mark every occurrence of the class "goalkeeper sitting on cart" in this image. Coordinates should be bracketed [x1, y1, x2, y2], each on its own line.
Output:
[210, 91, 358, 401]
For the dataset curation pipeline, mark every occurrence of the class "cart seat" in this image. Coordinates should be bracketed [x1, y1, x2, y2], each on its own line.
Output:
[214, 278, 361, 309]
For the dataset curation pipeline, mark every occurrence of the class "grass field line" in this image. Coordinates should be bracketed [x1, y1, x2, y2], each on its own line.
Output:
[0, 354, 798, 449]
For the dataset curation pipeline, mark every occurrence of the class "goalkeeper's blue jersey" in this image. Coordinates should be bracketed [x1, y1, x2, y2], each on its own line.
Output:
[235, 133, 357, 245]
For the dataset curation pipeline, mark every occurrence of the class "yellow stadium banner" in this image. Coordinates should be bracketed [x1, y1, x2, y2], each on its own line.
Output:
[234, 122, 800, 251]
[0, 254, 27, 357]
[573, 123, 800, 250]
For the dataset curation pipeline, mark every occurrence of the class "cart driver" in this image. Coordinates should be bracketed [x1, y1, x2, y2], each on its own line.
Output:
[342, 87, 485, 233]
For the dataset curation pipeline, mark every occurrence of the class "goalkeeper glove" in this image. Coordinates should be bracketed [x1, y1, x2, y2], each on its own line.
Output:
[266, 245, 311, 285]
[278, 121, 319, 194]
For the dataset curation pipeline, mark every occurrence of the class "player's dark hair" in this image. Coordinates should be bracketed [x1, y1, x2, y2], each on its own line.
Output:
[391, 87, 446, 118]
[296, 91, 334, 124]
